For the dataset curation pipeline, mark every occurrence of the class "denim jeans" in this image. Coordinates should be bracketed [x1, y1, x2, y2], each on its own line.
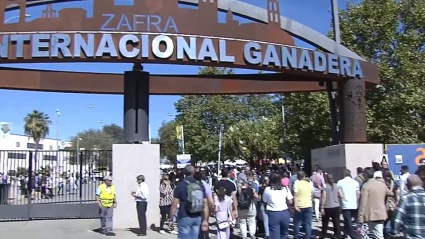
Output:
[293, 207, 312, 239]
[261, 204, 270, 237]
[266, 209, 291, 239]
[178, 216, 202, 239]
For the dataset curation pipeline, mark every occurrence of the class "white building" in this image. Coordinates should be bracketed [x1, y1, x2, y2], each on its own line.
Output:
[0, 133, 77, 175]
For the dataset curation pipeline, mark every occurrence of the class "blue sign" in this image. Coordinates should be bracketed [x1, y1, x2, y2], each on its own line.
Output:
[386, 144, 425, 183]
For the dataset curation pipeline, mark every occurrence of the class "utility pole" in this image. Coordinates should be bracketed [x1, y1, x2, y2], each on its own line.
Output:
[217, 124, 224, 175]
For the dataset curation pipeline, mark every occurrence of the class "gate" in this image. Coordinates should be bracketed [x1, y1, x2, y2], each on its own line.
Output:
[0, 150, 112, 221]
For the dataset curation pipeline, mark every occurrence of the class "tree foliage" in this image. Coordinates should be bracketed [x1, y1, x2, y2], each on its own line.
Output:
[157, 120, 179, 164]
[68, 124, 122, 167]
[69, 124, 124, 150]
[24, 110, 51, 148]
[339, 0, 425, 144]
[279, 93, 332, 161]
[169, 67, 279, 163]
[224, 117, 280, 164]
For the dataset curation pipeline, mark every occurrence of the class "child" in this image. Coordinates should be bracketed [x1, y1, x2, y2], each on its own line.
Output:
[214, 185, 233, 239]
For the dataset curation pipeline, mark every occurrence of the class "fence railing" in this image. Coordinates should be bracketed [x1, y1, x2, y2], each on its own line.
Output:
[0, 150, 112, 205]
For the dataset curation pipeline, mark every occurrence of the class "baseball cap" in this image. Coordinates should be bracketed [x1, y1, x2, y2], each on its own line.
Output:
[103, 176, 113, 181]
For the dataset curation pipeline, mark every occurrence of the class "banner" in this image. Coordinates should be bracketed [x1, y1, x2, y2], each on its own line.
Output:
[176, 125, 185, 154]
[176, 126, 183, 140]
[177, 154, 191, 169]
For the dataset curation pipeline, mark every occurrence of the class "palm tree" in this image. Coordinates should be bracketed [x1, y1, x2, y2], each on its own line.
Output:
[24, 110, 51, 169]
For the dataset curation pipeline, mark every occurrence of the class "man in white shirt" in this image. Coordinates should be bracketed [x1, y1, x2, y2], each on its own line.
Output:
[337, 169, 360, 239]
[131, 175, 149, 236]
[399, 165, 410, 197]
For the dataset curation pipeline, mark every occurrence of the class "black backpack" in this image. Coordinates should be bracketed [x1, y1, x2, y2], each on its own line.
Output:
[238, 188, 252, 210]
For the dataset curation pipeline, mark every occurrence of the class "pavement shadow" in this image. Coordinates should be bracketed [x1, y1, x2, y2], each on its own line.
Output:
[91, 228, 103, 234]
[128, 228, 142, 235]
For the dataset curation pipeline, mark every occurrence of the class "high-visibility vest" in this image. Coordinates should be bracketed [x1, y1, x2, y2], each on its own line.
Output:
[99, 184, 115, 208]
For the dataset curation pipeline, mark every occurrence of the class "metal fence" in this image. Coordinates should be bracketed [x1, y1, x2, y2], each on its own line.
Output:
[0, 150, 112, 221]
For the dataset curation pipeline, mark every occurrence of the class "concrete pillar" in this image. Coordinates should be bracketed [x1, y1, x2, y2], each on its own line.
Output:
[112, 144, 160, 229]
[311, 144, 383, 179]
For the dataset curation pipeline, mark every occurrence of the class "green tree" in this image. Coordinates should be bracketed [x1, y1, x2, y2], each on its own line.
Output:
[224, 117, 280, 164]
[69, 124, 122, 167]
[69, 124, 123, 151]
[157, 120, 179, 165]
[24, 110, 51, 169]
[174, 67, 278, 162]
[277, 93, 332, 161]
[338, 0, 425, 143]
[24, 110, 51, 149]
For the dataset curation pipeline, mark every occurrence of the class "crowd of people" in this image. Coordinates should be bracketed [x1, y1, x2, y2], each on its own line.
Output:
[0, 171, 84, 202]
[154, 162, 425, 239]
[95, 162, 425, 238]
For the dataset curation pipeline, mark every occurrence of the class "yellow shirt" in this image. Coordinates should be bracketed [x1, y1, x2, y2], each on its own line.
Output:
[294, 180, 313, 208]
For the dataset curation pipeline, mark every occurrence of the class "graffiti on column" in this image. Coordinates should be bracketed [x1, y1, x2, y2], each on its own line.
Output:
[345, 80, 366, 134]
[347, 85, 365, 109]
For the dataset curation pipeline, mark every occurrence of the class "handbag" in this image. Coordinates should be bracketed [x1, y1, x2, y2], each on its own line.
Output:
[285, 187, 295, 215]
[216, 196, 233, 230]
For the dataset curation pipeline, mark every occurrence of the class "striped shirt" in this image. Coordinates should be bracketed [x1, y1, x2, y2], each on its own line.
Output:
[392, 187, 425, 239]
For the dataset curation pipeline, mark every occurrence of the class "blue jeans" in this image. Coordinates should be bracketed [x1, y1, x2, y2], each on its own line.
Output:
[261, 204, 270, 237]
[174, 207, 179, 223]
[266, 209, 291, 239]
[178, 216, 202, 239]
[293, 207, 312, 239]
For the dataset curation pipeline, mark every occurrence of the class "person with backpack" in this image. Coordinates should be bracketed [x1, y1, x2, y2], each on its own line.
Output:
[237, 177, 258, 239]
[169, 165, 209, 239]
[354, 167, 365, 186]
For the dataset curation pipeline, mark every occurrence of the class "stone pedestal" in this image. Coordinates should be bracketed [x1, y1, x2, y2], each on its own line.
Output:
[311, 144, 383, 179]
[112, 144, 160, 229]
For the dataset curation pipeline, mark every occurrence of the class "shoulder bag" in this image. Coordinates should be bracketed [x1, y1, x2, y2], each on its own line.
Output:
[216, 196, 233, 230]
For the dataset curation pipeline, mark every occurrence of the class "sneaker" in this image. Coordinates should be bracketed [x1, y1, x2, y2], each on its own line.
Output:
[170, 230, 178, 235]
[159, 230, 166, 234]
[105, 232, 116, 236]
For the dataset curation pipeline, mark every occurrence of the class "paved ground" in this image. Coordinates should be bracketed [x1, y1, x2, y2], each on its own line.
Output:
[0, 218, 326, 239]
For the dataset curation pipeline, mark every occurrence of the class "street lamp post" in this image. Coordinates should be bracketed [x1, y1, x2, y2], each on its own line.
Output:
[76, 137, 82, 163]
[3, 14, 31, 23]
[56, 109, 60, 151]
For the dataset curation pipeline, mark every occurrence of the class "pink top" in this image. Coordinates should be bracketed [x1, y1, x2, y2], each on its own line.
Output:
[310, 172, 325, 198]
[281, 178, 289, 186]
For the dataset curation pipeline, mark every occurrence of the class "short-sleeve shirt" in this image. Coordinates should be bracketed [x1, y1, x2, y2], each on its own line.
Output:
[294, 180, 313, 208]
[262, 186, 294, 211]
[214, 179, 237, 196]
[323, 183, 340, 208]
[174, 177, 207, 218]
[337, 176, 360, 210]
[202, 181, 212, 198]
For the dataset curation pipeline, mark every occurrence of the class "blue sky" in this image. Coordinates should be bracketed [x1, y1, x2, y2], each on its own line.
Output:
[1, 0, 359, 140]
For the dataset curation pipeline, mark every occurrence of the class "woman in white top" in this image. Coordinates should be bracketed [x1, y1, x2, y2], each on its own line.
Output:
[262, 173, 294, 239]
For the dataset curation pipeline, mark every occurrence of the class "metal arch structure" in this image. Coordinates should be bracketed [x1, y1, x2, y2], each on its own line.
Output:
[0, 0, 379, 221]
[7, 0, 364, 60]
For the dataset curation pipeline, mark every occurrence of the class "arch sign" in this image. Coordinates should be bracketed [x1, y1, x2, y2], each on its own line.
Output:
[0, 0, 379, 143]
